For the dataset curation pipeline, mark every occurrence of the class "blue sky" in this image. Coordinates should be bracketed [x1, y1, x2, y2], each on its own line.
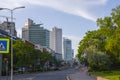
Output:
[0, 0, 120, 56]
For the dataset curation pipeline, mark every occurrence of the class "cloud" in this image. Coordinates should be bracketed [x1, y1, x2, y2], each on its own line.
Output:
[84, 0, 107, 5]
[27, 0, 107, 21]
[0, 0, 26, 8]
[0, 0, 108, 22]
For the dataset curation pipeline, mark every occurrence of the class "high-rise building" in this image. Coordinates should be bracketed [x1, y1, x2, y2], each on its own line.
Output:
[63, 38, 73, 62]
[0, 21, 17, 36]
[50, 27, 62, 54]
[22, 18, 33, 41]
[22, 18, 50, 47]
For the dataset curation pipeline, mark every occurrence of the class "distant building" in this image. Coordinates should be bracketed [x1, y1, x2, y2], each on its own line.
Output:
[23, 39, 35, 48]
[0, 29, 10, 37]
[54, 53, 62, 61]
[22, 18, 50, 48]
[63, 38, 73, 62]
[34, 44, 44, 52]
[0, 21, 17, 36]
[34, 44, 62, 61]
[72, 49, 74, 58]
[50, 27, 62, 54]
[0, 29, 19, 40]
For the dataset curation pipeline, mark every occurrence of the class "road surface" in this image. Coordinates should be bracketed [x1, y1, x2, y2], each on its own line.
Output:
[1, 68, 76, 80]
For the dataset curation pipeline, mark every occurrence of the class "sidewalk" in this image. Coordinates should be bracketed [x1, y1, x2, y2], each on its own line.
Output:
[67, 67, 96, 80]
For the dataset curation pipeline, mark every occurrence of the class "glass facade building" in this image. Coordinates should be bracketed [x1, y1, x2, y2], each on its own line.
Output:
[63, 38, 73, 62]
[22, 19, 50, 47]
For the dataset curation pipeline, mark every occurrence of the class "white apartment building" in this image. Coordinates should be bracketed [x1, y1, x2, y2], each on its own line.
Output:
[50, 27, 62, 54]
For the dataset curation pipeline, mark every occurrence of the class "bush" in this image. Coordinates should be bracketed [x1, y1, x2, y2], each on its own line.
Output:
[87, 52, 111, 71]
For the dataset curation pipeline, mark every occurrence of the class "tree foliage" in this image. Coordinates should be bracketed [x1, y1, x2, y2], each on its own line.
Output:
[3, 40, 58, 72]
[13, 40, 34, 67]
[77, 5, 120, 70]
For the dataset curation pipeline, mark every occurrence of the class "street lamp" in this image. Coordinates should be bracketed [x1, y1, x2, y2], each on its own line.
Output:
[0, 6, 25, 22]
[0, 6, 25, 80]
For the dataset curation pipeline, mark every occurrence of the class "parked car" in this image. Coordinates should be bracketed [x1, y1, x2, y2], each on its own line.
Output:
[18, 67, 26, 73]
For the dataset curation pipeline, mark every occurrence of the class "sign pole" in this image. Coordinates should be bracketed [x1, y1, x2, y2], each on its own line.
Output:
[4, 58, 8, 80]
[0, 54, 2, 80]
[0, 38, 10, 80]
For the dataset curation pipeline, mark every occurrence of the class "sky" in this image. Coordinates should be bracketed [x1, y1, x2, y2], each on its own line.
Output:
[0, 0, 120, 56]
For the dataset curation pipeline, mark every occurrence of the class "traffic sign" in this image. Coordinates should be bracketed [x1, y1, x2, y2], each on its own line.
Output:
[0, 38, 10, 53]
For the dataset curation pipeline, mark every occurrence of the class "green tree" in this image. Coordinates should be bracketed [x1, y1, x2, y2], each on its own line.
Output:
[77, 5, 120, 70]
[13, 40, 34, 68]
[98, 6, 120, 67]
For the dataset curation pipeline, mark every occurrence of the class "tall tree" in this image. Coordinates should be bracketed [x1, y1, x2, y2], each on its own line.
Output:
[77, 5, 120, 70]
[13, 40, 34, 68]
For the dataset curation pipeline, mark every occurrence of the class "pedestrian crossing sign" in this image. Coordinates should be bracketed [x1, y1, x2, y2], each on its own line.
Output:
[0, 38, 10, 53]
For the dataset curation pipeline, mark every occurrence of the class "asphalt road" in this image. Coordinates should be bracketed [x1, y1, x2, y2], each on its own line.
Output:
[1, 68, 76, 80]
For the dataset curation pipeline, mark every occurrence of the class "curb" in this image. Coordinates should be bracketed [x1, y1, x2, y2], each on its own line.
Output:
[96, 76, 109, 80]
[66, 76, 71, 80]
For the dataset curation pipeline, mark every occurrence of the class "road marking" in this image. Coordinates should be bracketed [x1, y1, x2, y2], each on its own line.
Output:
[18, 77, 34, 80]
[66, 76, 71, 80]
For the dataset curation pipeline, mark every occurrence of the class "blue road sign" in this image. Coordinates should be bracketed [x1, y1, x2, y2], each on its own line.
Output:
[0, 38, 10, 53]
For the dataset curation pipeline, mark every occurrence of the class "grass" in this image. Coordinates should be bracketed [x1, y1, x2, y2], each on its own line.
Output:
[90, 71, 120, 80]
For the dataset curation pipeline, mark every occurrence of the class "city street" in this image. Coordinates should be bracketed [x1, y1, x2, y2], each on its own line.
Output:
[0, 68, 76, 80]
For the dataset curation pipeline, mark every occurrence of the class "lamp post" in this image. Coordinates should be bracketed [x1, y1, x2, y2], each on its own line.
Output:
[0, 6, 25, 80]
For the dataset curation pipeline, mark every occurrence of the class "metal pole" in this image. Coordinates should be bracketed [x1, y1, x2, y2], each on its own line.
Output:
[10, 10, 13, 80]
[0, 6, 25, 80]
[6, 60, 8, 80]
[0, 54, 2, 80]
